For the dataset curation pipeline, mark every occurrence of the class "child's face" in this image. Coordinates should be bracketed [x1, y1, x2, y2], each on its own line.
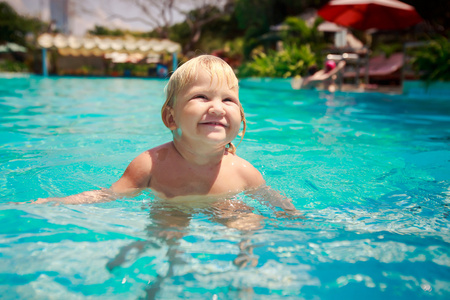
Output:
[168, 69, 241, 148]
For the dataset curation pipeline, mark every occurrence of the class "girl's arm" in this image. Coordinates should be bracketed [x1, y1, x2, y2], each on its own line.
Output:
[238, 159, 300, 216]
[249, 185, 300, 216]
[34, 188, 123, 205]
[110, 150, 153, 195]
[33, 151, 153, 205]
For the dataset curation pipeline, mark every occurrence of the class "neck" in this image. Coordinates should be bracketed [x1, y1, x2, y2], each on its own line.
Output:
[172, 140, 227, 166]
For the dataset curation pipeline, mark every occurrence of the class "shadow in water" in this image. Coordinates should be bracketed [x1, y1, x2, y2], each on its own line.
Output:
[106, 195, 266, 299]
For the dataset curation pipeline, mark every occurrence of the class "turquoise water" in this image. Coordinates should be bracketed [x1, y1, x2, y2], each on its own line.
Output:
[1, 75, 449, 299]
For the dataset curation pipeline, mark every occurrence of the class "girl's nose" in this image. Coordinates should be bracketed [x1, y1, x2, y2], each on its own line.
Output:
[208, 101, 225, 116]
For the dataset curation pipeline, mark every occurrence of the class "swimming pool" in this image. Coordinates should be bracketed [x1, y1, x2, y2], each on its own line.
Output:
[1, 75, 449, 299]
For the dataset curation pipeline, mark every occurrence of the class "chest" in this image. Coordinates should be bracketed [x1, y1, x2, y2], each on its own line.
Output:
[150, 160, 245, 198]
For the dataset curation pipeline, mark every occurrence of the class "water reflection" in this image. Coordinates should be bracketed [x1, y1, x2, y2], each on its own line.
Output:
[106, 194, 267, 299]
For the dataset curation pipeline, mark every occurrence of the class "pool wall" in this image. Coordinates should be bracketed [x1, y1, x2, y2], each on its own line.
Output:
[403, 80, 450, 99]
[239, 77, 450, 99]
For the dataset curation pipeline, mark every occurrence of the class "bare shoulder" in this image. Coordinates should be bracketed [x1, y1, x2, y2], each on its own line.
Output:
[111, 142, 172, 193]
[227, 153, 265, 189]
[128, 142, 175, 175]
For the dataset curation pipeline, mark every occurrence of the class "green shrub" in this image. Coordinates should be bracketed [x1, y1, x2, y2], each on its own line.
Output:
[238, 43, 316, 78]
[0, 59, 29, 72]
[411, 37, 450, 82]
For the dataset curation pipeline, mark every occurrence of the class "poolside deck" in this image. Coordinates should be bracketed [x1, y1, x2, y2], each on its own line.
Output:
[340, 83, 403, 94]
[240, 77, 404, 95]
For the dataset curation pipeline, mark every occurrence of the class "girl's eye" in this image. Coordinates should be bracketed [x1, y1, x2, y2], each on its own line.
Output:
[223, 98, 235, 103]
[193, 95, 208, 100]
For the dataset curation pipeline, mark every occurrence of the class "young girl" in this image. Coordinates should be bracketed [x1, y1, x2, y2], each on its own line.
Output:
[36, 55, 267, 204]
[111, 54, 265, 199]
[32, 55, 297, 276]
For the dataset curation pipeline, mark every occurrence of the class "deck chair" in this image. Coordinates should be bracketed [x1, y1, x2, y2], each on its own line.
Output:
[345, 53, 404, 84]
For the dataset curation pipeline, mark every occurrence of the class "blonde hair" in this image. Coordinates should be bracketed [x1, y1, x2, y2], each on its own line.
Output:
[161, 55, 246, 153]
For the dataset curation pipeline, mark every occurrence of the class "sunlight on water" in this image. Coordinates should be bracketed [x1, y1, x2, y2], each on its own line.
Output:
[0, 76, 449, 299]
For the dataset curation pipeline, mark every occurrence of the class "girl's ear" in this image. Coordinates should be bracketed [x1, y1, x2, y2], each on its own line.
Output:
[162, 107, 177, 130]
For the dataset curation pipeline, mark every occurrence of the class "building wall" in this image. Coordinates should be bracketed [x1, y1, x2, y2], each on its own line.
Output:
[50, 0, 69, 34]
[56, 55, 106, 75]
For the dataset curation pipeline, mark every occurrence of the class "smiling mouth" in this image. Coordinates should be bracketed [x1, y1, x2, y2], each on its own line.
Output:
[200, 122, 227, 127]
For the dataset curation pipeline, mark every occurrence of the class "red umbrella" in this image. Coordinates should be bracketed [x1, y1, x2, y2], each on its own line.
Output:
[318, 0, 423, 31]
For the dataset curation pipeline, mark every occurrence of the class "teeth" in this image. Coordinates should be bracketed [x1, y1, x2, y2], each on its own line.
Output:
[201, 121, 225, 126]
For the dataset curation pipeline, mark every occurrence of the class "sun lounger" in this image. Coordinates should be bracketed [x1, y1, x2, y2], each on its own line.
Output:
[345, 52, 404, 83]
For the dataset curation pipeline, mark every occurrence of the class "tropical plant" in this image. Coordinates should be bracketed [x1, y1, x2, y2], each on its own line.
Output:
[0, 2, 47, 47]
[0, 60, 29, 72]
[411, 36, 450, 82]
[281, 17, 324, 48]
[88, 25, 126, 36]
[238, 43, 316, 78]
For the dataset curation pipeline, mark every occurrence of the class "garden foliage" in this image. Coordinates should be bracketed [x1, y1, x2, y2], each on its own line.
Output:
[411, 37, 450, 82]
[238, 43, 316, 78]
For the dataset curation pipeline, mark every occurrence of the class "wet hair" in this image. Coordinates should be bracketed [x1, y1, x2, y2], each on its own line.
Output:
[161, 55, 246, 153]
